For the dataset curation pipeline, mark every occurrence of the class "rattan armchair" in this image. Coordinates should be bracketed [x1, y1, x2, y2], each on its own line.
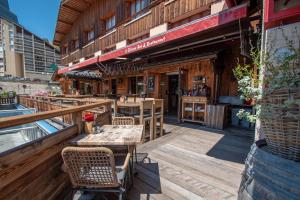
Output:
[62, 146, 130, 200]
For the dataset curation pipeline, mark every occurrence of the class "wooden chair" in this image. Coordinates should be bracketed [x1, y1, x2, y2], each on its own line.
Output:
[112, 117, 135, 125]
[153, 99, 164, 139]
[134, 100, 154, 142]
[113, 100, 125, 117]
[62, 147, 130, 200]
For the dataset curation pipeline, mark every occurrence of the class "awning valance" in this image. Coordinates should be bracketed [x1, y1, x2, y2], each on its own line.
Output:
[64, 70, 103, 81]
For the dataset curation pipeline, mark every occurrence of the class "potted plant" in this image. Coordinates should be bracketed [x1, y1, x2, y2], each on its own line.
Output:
[233, 35, 300, 161]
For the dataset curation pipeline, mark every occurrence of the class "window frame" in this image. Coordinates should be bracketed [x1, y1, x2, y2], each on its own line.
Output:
[87, 30, 95, 42]
[105, 15, 116, 31]
[130, 0, 150, 17]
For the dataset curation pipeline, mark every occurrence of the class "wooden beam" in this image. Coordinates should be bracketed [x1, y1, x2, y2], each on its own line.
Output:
[55, 30, 66, 35]
[63, 4, 81, 14]
[58, 19, 73, 26]
[0, 101, 111, 129]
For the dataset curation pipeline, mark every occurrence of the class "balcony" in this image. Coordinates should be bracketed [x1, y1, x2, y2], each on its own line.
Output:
[60, 0, 216, 66]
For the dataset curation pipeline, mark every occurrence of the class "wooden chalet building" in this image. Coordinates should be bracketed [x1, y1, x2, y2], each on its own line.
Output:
[54, 0, 260, 126]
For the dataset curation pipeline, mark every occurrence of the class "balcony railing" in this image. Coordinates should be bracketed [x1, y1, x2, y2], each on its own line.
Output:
[61, 0, 216, 65]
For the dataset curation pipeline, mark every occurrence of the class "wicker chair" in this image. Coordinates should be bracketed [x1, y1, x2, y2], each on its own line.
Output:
[61, 147, 130, 200]
[112, 117, 135, 125]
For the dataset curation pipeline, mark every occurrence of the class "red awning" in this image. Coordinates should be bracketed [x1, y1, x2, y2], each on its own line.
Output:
[58, 4, 247, 75]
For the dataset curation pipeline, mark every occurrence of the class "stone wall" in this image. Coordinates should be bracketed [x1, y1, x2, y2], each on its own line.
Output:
[0, 81, 49, 95]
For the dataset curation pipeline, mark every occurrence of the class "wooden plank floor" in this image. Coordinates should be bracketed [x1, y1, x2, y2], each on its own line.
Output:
[128, 121, 253, 200]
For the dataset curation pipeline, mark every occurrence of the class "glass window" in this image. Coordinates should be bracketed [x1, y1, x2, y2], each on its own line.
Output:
[106, 15, 116, 31]
[72, 39, 79, 49]
[87, 30, 94, 41]
[131, 0, 150, 16]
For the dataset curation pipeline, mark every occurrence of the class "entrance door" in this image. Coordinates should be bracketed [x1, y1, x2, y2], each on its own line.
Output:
[111, 79, 117, 95]
[168, 75, 179, 115]
[128, 77, 137, 94]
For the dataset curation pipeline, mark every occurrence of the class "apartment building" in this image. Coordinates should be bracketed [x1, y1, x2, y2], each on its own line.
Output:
[0, 0, 61, 80]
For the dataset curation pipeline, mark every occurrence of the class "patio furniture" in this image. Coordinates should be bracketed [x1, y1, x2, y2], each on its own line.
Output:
[112, 117, 135, 125]
[134, 100, 154, 142]
[153, 99, 164, 139]
[61, 146, 130, 200]
[70, 125, 143, 188]
[70, 125, 143, 146]
[116, 101, 140, 116]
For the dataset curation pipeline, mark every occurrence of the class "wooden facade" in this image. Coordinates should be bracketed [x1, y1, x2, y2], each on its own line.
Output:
[55, 0, 216, 64]
[54, 0, 259, 125]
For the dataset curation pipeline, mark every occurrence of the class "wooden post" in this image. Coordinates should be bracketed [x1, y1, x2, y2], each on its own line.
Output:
[178, 67, 181, 123]
[72, 111, 83, 134]
[113, 100, 117, 117]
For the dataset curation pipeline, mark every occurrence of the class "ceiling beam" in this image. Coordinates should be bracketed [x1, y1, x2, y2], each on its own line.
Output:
[63, 4, 82, 14]
[58, 19, 73, 26]
[55, 30, 66, 35]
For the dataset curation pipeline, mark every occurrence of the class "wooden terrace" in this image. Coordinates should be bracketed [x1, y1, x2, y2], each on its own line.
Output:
[128, 120, 253, 200]
[0, 97, 253, 199]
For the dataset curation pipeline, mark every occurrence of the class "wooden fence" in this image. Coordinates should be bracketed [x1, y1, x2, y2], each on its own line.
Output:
[0, 97, 16, 105]
[19, 95, 112, 125]
[0, 101, 112, 200]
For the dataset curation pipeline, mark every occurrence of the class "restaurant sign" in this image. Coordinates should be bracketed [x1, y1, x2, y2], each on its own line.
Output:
[125, 36, 166, 54]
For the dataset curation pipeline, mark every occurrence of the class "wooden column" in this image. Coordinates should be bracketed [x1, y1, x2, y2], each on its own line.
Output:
[178, 67, 181, 123]
[72, 111, 83, 134]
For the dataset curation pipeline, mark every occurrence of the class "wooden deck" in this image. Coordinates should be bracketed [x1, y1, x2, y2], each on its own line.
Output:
[128, 120, 253, 200]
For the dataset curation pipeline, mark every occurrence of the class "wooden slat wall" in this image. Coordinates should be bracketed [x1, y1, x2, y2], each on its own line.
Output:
[0, 126, 78, 200]
[60, 0, 215, 64]
[0, 101, 113, 199]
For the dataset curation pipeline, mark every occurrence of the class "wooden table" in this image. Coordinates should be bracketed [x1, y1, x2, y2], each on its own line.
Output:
[70, 125, 143, 187]
[71, 125, 143, 146]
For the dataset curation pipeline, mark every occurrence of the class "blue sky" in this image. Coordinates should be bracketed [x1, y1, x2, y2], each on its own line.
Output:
[9, 0, 60, 42]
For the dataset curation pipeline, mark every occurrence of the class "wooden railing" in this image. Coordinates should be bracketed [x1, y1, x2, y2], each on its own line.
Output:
[0, 101, 112, 200]
[19, 95, 112, 126]
[0, 97, 16, 105]
[61, 0, 215, 65]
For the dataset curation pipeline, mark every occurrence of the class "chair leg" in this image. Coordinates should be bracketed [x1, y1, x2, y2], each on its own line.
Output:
[160, 117, 163, 137]
[150, 119, 154, 141]
[153, 117, 157, 140]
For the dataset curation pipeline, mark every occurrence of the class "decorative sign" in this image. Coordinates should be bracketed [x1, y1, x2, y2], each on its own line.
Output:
[148, 76, 155, 93]
[125, 36, 166, 54]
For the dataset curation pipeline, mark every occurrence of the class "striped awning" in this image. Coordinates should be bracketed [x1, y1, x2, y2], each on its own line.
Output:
[64, 70, 103, 81]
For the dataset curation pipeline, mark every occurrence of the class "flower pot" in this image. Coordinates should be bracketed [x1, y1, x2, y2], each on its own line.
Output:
[260, 88, 300, 161]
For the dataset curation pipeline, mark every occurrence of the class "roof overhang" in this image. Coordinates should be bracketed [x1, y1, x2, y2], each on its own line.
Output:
[53, 0, 93, 45]
[58, 3, 248, 75]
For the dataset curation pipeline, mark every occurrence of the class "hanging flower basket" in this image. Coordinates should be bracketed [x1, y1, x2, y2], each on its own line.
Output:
[260, 88, 300, 161]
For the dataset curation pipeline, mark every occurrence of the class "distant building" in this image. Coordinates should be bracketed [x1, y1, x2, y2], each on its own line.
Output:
[0, 0, 60, 80]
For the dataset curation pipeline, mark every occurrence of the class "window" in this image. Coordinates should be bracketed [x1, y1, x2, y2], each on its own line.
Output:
[87, 30, 94, 42]
[130, 0, 150, 16]
[105, 15, 116, 31]
[62, 45, 68, 55]
[8, 24, 14, 50]
[72, 39, 79, 50]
